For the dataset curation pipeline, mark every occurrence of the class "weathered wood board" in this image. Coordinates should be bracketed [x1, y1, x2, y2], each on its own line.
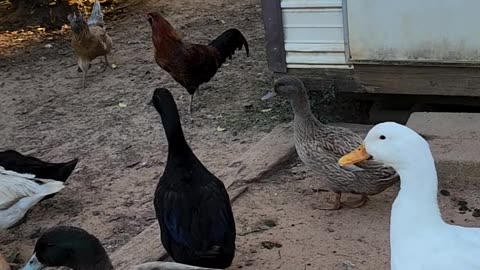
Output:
[217, 124, 296, 188]
[285, 65, 480, 97]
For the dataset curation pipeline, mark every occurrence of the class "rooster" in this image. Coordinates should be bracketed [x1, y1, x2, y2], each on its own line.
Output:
[67, 0, 112, 89]
[146, 12, 249, 113]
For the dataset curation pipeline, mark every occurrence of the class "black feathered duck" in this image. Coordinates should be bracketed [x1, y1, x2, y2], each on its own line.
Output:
[152, 88, 236, 269]
[21, 226, 223, 270]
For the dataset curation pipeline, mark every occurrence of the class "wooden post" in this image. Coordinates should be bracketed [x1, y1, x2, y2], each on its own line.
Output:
[261, 0, 287, 73]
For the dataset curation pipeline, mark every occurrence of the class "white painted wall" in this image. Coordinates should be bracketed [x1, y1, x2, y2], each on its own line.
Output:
[347, 0, 480, 62]
[281, 0, 350, 68]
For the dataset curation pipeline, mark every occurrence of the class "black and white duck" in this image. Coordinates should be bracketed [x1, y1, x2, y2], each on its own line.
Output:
[0, 150, 78, 229]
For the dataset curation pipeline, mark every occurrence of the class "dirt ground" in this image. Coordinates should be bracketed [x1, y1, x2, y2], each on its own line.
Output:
[2, 0, 480, 269]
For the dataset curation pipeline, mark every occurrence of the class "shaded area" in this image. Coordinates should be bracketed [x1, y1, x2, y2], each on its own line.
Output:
[0, 0, 144, 61]
[0, 0, 141, 31]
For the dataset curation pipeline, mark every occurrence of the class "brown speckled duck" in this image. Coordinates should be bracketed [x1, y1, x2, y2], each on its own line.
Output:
[262, 76, 399, 210]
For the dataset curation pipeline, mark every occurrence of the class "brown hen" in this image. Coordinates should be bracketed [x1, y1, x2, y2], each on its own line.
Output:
[67, 0, 112, 89]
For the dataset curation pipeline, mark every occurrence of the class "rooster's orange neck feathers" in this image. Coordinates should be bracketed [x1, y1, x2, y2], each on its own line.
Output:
[150, 15, 183, 51]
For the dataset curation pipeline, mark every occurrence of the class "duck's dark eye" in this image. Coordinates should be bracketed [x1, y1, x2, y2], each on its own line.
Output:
[379, 135, 386, 140]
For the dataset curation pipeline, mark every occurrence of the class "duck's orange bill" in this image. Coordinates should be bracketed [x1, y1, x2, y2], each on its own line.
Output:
[338, 144, 371, 166]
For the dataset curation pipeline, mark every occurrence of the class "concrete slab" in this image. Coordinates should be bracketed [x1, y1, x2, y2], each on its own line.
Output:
[407, 112, 480, 185]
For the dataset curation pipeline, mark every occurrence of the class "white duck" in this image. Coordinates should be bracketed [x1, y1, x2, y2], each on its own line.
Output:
[339, 122, 480, 270]
[0, 167, 65, 230]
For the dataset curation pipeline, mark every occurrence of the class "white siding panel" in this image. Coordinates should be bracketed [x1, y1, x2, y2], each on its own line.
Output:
[280, 0, 348, 67]
[287, 64, 353, 69]
[282, 8, 343, 27]
[284, 27, 344, 44]
[285, 43, 345, 52]
[286, 52, 346, 64]
[281, 0, 342, 8]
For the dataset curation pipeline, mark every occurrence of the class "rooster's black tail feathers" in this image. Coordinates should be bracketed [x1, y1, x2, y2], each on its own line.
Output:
[209, 28, 249, 65]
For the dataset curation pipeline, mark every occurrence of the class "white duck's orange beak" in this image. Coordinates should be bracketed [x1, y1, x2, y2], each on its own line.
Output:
[338, 144, 371, 165]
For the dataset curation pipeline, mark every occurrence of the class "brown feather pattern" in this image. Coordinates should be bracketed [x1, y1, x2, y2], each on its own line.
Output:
[280, 77, 399, 195]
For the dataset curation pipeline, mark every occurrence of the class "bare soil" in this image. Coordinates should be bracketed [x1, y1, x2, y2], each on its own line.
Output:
[2, 0, 480, 269]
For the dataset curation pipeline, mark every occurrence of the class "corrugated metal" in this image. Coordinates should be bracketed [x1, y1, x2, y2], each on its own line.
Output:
[347, 0, 480, 62]
[281, 0, 348, 68]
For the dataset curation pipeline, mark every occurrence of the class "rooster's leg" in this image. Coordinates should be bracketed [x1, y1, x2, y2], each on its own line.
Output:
[81, 69, 87, 90]
[189, 94, 194, 114]
[77, 64, 91, 73]
[102, 55, 110, 72]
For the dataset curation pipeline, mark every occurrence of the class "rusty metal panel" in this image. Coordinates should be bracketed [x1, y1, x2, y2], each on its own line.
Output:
[347, 0, 480, 63]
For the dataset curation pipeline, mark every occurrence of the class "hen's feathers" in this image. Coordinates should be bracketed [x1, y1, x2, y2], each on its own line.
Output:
[70, 25, 112, 61]
[68, 0, 112, 88]
[87, 0, 104, 27]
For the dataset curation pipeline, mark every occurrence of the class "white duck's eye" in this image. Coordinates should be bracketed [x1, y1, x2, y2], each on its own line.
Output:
[379, 135, 386, 140]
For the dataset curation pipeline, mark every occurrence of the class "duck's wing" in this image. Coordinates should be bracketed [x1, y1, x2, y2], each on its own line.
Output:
[0, 150, 78, 182]
[317, 156, 398, 194]
[160, 180, 235, 255]
[319, 125, 364, 157]
[0, 173, 64, 229]
[0, 168, 64, 209]
[0, 193, 47, 229]
[306, 125, 398, 193]
[321, 126, 396, 171]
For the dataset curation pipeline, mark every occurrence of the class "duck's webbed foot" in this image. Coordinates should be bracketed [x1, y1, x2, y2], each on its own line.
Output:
[315, 192, 343, 210]
[343, 195, 369, 208]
